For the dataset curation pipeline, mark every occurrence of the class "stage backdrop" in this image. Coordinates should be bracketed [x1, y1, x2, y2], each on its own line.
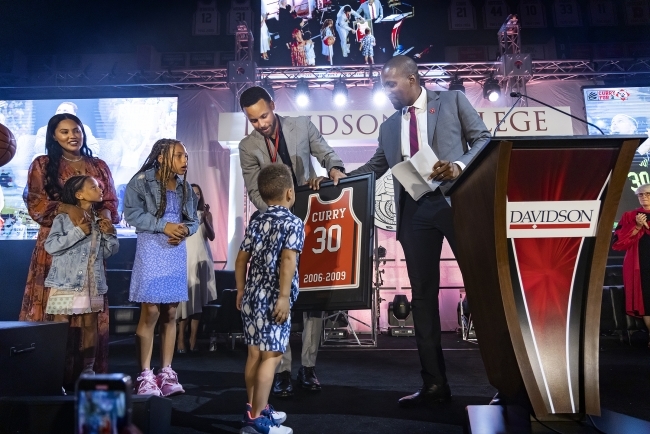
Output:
[0, 79, 611, 330]
[211, 79, 595, 332]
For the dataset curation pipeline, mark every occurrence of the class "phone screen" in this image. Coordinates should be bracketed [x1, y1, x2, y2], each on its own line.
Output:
[77, 384, 129, 434]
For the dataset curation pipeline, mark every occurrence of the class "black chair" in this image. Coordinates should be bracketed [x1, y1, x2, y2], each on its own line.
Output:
[609, 286, 648, 344]
[198, 270, 244, 349]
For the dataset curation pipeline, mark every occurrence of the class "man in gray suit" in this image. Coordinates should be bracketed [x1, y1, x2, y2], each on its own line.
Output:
[357, 0, 383, 34]
[350, 56, 491, 407]
[238, 86, 346, 397]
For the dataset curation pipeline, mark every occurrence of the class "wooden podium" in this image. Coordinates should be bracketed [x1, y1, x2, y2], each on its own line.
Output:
[447, 136, 642, 418]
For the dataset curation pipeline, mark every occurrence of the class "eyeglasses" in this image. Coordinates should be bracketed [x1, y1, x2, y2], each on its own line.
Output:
[637, 192, 650, 198]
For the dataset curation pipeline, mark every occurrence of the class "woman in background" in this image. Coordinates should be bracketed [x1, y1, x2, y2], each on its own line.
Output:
[321, 19, 335, 65]
[177, 183, 217, 353]
[260, 13, 271, 60]
[21, 113, 118, 387]
[613, 183, 650, 346]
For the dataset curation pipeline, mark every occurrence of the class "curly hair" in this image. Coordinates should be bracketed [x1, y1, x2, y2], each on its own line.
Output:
[44, 114, 93, 200]
[136, 138, 188, 218]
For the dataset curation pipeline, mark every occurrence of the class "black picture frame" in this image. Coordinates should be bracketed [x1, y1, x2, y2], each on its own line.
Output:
[292, 172, 375, 311]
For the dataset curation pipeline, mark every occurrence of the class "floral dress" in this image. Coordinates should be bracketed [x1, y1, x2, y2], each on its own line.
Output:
[20, 155, 118, 385]
[361, 34, 375, 57]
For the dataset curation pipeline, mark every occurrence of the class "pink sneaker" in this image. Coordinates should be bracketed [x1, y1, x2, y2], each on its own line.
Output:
[135, 369, 162, 396]
[156, 366, 185, 397]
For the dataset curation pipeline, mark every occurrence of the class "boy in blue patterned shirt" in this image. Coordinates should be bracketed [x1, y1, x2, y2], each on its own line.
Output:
[236, 164, 305, 434]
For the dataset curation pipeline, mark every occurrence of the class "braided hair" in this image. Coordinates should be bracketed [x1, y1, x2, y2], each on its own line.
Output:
[136, 138, 188, 218]
[44, 114, 94, 200]
[60, 175, 93, 206]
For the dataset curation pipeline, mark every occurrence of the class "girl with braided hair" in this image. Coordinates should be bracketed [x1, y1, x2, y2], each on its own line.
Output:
[123, 139, 198, 396]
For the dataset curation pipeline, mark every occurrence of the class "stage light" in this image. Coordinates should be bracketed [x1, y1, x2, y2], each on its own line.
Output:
[332, 79, 348, 107]
[389, 294, 414, 337]
[483, 76, 501, 102]
[448, 76, 465, 93]
[295, 79, 310, 107]
[260, 77, 275, 100]
[372, 80, 387, 105]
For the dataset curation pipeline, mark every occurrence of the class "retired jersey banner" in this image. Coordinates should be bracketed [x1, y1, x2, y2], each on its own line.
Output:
[293, 173, 375, 311]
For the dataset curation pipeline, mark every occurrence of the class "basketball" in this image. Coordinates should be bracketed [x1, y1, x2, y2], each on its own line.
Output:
[0, 123, 17, 167]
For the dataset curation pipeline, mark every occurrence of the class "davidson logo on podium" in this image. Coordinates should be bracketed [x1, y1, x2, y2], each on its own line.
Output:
[506, 200, 601, 238]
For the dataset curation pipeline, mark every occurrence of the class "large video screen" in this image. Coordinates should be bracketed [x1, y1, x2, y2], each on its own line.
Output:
[258, 0, 421, 67]
[583, 86, 650, 224]
[0, 97, 178, 239]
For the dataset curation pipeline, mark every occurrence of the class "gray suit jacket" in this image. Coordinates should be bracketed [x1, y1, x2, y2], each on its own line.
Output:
[239, 115, 344, 212]
[349, 90, 491, 239]
[357, 1, 383, 20]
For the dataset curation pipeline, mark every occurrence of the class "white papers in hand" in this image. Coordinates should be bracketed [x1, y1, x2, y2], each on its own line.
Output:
[390, 146, 442, 201]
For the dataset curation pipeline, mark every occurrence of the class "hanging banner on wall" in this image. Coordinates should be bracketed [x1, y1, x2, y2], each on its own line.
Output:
[553, 0, 582, 27]
[193, 1, 220, 36]
[449, 0, 477, 30]
[483, 0, 510, 29]
[519, 0, 547, 28]
[588, 0, 618, 26]
[218, 106, 575, 142]
[625, 0, 650, 25]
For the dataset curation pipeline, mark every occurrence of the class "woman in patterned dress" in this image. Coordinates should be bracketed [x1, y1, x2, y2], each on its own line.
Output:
[20, 113, 119, 388]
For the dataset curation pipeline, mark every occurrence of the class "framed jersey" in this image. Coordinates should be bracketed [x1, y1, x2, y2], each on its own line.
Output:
[293, 173, 375, 310]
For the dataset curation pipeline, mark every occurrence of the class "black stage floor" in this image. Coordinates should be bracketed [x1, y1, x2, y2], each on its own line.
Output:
[107, 332, 650, 434]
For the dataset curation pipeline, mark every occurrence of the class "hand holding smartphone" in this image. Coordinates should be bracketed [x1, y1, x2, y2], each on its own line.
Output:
[76, 374, 134, 434]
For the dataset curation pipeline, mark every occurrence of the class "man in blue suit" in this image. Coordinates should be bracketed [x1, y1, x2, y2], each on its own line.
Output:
[350, 55, 491, 407]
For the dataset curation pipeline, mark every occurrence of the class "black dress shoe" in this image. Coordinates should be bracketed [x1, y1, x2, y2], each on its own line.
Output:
[297, 366, 321, 391]
[272, 371, 294, 398]
[398, 384, 452, 408]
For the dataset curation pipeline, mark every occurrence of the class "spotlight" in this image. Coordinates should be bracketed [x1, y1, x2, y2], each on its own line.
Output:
[332, 79, 348, 106]
[389, 294, 415, 337]
[372, 80, 387, 105]
[295, 79, 310, 107]
[448, 76, 465, 93]
[260, 77, 275, 100]
[483, 76, 501, 102]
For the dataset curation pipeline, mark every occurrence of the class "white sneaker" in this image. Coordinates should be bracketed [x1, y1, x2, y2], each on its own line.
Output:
[245, 403, 287, 425]
[241, 411, 293, 434]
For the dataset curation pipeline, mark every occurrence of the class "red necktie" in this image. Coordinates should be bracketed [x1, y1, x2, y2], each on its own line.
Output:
[408, 106, 418, 157]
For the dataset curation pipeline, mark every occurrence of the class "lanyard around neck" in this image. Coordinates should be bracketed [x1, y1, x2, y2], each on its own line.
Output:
[264, 117, 281, 163]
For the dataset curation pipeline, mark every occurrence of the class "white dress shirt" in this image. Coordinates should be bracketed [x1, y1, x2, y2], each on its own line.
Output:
[400, 86, 466, 171]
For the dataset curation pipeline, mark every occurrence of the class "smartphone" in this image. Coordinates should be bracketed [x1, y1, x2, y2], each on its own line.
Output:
[76, 373, 132, 434]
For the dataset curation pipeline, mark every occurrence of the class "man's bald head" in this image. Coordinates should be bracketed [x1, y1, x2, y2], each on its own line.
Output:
[383, 56, 419, 80]
[380, 56, 422, 110]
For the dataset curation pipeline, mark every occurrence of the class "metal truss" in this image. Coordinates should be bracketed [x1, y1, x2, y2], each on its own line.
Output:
[0, 68, 230, 91]
[1, 59, 649, 91]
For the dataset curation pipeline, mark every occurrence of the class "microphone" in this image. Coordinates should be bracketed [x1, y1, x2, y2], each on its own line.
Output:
[493, 94, 522, 137]
[509, 91, 605, 135]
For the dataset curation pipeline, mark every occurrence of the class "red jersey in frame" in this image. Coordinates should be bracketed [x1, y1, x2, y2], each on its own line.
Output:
[300, 187, 362, 291]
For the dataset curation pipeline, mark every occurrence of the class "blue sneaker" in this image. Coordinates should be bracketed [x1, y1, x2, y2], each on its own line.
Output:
[244, 403, 287, 425]
[240, 411, 292, 434]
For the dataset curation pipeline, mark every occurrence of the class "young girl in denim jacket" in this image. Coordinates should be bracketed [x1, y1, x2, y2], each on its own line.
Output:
[123, 139, 198, 397]
[44, 175, 119, 377]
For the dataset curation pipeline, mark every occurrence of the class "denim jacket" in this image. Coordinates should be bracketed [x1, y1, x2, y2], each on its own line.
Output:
[44, 214, 119, 293]
[123, 168, 198, 235]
